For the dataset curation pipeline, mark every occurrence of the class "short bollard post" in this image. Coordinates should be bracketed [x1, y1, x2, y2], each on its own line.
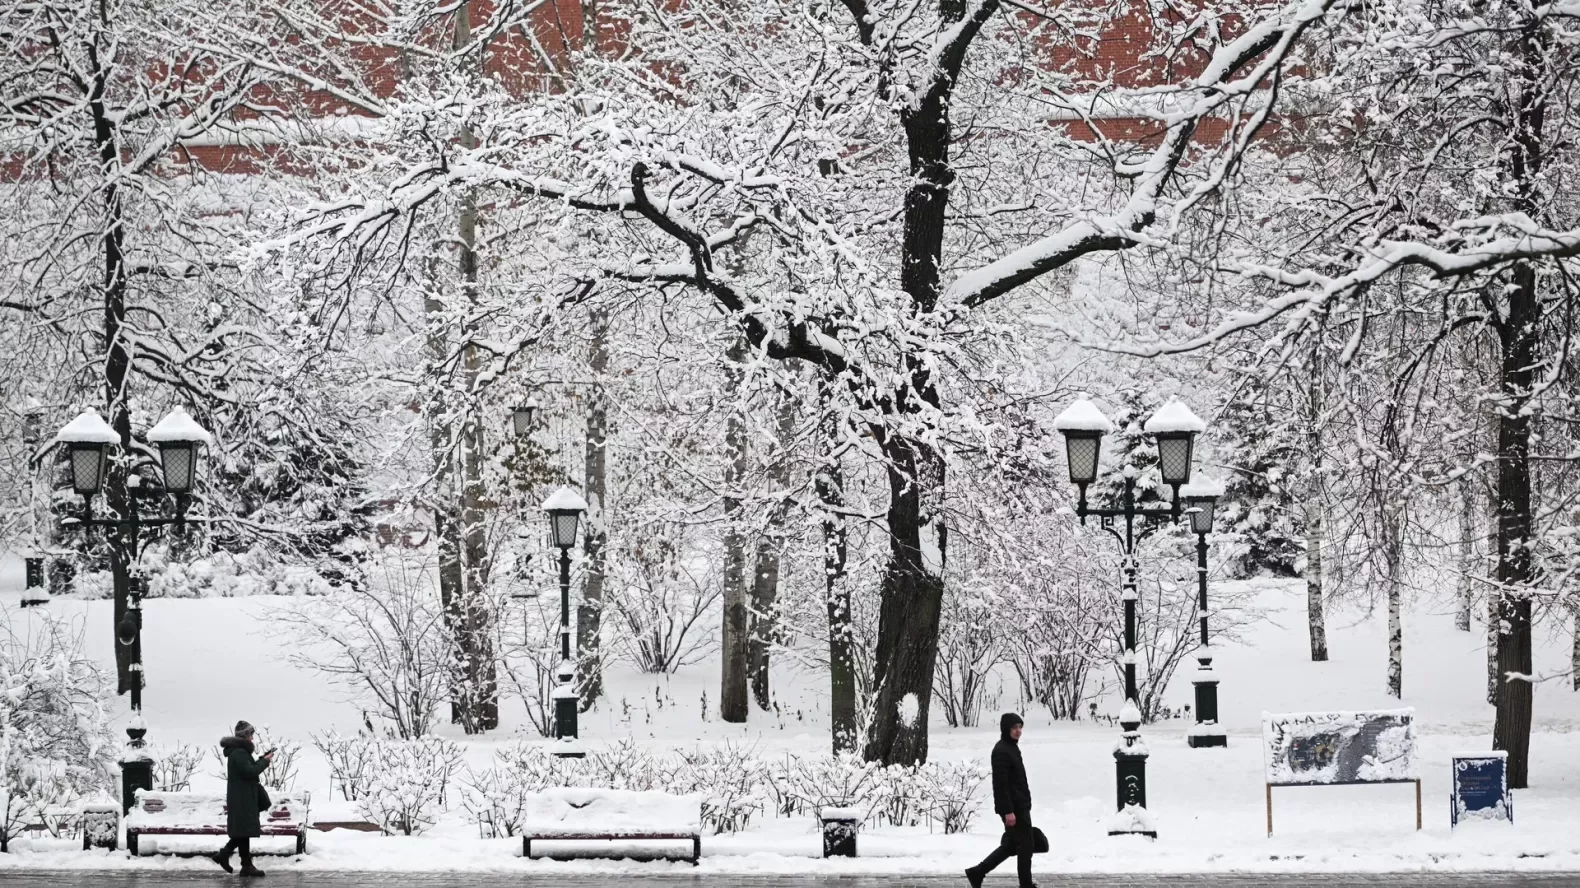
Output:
[819, 806, 860, 858]
[80, 803, 120, 851]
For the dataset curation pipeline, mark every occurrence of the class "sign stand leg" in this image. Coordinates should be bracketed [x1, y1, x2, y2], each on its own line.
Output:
[1415, 779, 1422, 831]
[1265, 784, 1273, 837]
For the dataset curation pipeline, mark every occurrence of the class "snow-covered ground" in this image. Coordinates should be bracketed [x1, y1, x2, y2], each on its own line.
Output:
[2, 567, 1579, 875]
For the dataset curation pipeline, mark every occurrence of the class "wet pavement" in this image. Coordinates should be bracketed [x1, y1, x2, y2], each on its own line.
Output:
[5, 875, 1580, 887]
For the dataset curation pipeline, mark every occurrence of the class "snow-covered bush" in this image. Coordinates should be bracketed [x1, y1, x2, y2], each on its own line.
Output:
[873, 765, 923, 828]
[458, 765, 536, 839]
[588, 737, 661, 790]
[768, 753, 883, 823]
[665, 743, 765, 834]
[152, 744, 204, 792]
[273, 557, 449, 739]
[253, 728, 301, 793]
[496, 741, 594, 790]
[314, 731, 379, 801]
[0, 608, 117, 851]
[913, 760, 989, 834]
[357, 737, 464, 836]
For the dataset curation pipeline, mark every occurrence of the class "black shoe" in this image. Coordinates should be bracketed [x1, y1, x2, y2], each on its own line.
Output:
[965, 868, 984, 888]
[239, 864, 266, 878]
[209, 851, 234, 873]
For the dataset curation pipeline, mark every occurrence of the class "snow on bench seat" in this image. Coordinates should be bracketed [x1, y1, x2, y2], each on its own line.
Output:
[521, 788, 702, 863]
[124, 790, 310, 857]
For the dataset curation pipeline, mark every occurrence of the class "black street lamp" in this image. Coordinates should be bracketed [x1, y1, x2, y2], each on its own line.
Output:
[1181, 476, 1225, 748]
[542, 486, 587, 757]
[512, 399, 538, 438]
[52, 407, 211, 813]
[1054, 396, 1206, 839]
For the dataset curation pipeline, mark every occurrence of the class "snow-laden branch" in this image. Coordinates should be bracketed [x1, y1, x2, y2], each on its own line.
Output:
[946, 0, 1336, 308]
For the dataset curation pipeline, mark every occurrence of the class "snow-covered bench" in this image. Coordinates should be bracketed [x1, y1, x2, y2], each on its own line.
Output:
[521, 788, 702, 863]
[124, 790, 310, 857]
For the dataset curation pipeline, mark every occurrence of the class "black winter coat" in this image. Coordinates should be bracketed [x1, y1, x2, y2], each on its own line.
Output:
[991, 736, 1032, 816]
[221, 735, 271, 838]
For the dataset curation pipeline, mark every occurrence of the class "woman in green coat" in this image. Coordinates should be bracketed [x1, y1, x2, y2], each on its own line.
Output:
[211, 721, 273, 878]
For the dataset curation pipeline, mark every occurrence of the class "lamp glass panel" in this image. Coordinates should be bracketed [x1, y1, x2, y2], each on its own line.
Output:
[159, 443, 196, 493]
[1188, 498, 1216, 534]
[513, 409, 532, 437]
[1064, 435, 1101, 484]
[550, 512, 581, 548]
[1155, 435, 1195, 485]
[70, 445, 106, 495]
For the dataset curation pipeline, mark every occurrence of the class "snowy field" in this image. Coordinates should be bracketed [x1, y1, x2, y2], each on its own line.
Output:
[3, 554, 1580, 876]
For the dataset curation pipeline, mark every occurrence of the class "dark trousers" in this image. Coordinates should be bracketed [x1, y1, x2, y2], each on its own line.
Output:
[220, 836, 252, 864]
[971, 811, 1034, 886]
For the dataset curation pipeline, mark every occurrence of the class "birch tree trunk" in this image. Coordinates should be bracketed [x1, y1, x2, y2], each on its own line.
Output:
[720, 334, 750, 723]
[1305, 501, 1329, 662]
[578, 308, 609, 709]
[1456, 481, 1477, 632]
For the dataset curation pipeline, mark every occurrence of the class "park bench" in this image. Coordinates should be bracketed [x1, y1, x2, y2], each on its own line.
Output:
[124, 790, 310, 857]
[521, 788, 702, 864]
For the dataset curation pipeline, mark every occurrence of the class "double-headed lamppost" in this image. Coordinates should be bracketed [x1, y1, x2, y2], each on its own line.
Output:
[1181, 477, 1224, 747]
[51, 407, 212, 813]
[1054, 396, 1207, 839]
[542, 486, 587, 757]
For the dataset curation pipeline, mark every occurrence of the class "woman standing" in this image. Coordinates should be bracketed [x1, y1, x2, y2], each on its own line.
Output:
[211, 720, 274, 878]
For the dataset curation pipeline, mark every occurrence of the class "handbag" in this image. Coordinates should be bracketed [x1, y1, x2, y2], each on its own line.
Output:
[1000, 825, 1050, 854]
[256, 783, 272, 812]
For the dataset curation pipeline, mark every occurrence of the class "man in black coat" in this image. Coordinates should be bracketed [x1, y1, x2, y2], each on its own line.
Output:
[965, 712, 1035, 888]
[211, 720, 273, 878]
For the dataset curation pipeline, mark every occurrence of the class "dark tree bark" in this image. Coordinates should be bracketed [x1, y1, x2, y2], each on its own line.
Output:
[817, 375, 856, 754]
[720, 335, 751, 723]
[88, 43, 137, 697]
[748, 382, 796, 710]
[1490, 8, 1545, 790]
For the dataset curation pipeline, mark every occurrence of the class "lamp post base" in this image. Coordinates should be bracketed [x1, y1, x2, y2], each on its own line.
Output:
[1112, 729, 1154, 838]
[552, 690, 581, 755]
[1187, 730, 1228, 749]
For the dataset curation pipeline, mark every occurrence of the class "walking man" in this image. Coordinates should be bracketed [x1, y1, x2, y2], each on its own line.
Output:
[966, 713, 1035, 888]
[210, 720, 274, 878]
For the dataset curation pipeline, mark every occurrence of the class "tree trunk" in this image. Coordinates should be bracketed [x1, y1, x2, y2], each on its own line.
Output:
[1491, 6, 1544, 787]
[720, 335, 750, 724]
[1457, 481, 1477, 632]
[1382, 503, 1404, 699]
[748, 381, 797, 710]
[817, 374, 856, 754]
[1491, 262, 1537, 789]
[578, 308, 609, 709]
[1305, 501, 1328, 662]
[1572, 611, 1580, 692]
[446, 0, 497, 734]
[1488, 593, 1501, 706]
[863, 431, 947, 765]
[1304, 344, 1329, 662]
[88, 52, 136, 698]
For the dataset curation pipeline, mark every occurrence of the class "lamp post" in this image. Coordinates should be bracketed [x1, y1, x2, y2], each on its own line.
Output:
[1181, 476, 1225, 748]
[1054, 396, 1206, 839]
[542, 486, 587, 757]
[51, 407, 212, 813]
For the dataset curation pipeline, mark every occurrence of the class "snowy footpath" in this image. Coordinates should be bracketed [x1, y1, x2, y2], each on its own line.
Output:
[3, 572, 1580, 877]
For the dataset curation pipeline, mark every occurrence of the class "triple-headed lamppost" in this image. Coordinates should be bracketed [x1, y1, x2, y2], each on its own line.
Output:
[51, 407, 212, 813]
[1053, 397, 1220, 839]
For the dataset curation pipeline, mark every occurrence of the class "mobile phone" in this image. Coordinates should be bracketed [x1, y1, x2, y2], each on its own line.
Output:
[264, 747, 277, 756]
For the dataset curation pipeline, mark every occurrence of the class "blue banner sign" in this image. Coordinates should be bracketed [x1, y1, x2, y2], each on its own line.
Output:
[1451, 752, 1511, 826]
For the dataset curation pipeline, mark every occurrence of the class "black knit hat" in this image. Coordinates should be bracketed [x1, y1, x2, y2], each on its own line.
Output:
[234, 720, 255, 737]
[1000, 712, 1024, 735]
